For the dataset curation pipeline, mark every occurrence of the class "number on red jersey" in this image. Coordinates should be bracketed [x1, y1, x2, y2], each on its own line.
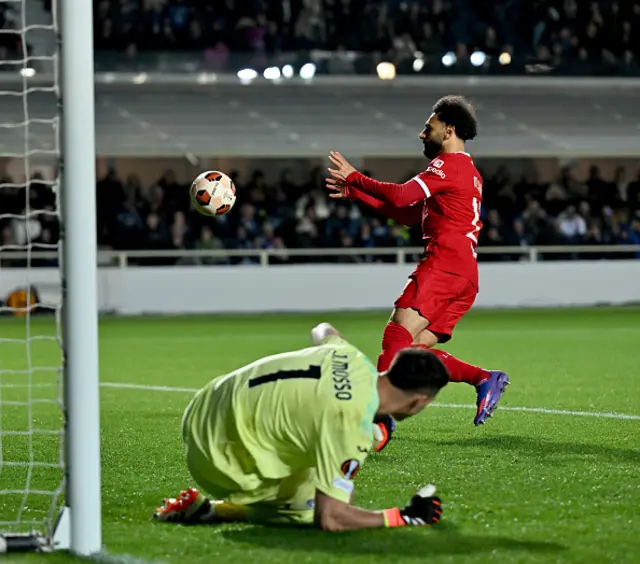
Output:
[467, 196, 481, 243]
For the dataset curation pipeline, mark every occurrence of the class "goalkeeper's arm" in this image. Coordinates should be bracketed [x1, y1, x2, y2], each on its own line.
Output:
[314, 485, 442, 532]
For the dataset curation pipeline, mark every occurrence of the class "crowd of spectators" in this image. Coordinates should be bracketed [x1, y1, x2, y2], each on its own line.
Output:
[0, 2, 28, 67]
[1, 162, 640, 266]
[91, 0, 640, 76]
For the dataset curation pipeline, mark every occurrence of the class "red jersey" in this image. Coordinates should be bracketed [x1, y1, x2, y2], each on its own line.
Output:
[346, 152, 483, 286]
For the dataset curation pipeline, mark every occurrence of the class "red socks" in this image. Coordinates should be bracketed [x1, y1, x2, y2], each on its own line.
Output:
[377, 321, 489, 387]
[377, 322, 413, 372]
[429, 349, 490, 387]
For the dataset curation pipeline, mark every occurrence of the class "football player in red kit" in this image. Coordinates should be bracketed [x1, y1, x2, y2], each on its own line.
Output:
[326, 95, 509, 451]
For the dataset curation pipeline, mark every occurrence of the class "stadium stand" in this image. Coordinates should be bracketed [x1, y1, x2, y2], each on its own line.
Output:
[1, 161, 639, 265]
[2, 1, 638, 265]
[0, 1, 28, 67]
[88, 0, 640, 76]
[1, 81, 639, 159]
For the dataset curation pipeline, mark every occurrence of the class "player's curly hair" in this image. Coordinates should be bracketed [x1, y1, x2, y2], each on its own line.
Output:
[386, 347, 449, 397]
[432, 95, 478, 141]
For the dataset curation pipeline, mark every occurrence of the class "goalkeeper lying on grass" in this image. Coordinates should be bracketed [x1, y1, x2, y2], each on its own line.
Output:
[154, 323, 447, 531]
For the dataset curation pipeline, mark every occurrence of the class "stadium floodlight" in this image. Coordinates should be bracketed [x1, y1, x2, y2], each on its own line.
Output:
[413, 51, 424, 72]
[132, 72, 148, 84]
[19, 67, 36, 78]
[263, 66, 281, 80]
[499, 52, 512, 65]
[196, 73, 217, 84]
[470, 51, 487, 67]
[0, 0, 101, 556]
[299, 63, 316, 80]
[282, 64, 294, 78]
[376, 62, 396, 80]
[442, 51, 457, 67]
[237, 68, 258, 82]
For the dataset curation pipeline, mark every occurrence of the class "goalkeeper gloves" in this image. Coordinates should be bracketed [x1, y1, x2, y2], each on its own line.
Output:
[383, 485, 442, 527]
[373, 414, 396, 452]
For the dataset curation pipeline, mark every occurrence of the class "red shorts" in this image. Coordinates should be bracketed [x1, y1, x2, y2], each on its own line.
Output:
[394, 264, 478, 343]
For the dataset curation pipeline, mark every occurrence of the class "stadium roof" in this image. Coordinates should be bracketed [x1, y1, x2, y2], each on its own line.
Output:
[1, 75, 639, 159]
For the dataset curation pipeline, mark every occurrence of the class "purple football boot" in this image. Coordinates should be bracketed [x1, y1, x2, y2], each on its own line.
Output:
[474, 370, 510, 426]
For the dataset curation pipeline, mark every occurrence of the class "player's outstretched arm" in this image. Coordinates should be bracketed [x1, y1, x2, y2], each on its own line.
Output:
[314, 486, 442, 532]
[313, 391, 441, 532]
[315, 491, 384, 530]
[326, 176, 422, 226]
[347, 172, 425, 208]
[327, 151, 425, 208]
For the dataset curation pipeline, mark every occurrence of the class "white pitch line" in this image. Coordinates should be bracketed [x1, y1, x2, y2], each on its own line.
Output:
[90, 551, 165, 564]
[101, 382, 198, 394]
[100, 382, 640, 421]
[431, 402, 640, 420]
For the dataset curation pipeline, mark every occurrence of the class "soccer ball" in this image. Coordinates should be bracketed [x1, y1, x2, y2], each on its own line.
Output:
[190, 170, 236, 217]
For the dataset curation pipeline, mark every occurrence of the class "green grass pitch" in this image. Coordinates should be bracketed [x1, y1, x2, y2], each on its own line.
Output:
[1, 307, 639, 563]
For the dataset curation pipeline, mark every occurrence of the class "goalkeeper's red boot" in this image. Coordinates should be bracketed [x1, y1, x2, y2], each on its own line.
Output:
[153, 488, 210, 523]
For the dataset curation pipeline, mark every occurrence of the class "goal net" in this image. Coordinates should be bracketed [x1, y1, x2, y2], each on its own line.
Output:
[1, 0, 99, 554]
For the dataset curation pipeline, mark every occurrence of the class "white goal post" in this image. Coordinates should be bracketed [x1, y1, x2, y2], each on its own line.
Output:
[0, 0, 101, 555]
[58, 0, 102, 555]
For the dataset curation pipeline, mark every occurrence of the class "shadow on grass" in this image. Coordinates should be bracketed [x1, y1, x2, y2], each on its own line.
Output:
[434, 435, 640, 464]
[222, 521, 566, 557]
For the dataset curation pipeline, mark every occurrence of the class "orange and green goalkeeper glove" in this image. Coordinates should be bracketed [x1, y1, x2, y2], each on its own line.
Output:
[383, 485, 442, 527]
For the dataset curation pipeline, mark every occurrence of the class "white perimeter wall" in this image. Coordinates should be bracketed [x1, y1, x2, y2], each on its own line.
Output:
[1, 261, 639, 315]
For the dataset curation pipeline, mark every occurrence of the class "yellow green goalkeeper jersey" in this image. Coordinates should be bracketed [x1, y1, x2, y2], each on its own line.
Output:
[182, 334, 379, 503]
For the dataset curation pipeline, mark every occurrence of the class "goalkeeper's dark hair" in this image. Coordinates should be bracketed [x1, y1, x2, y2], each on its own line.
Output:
[432, 95, 478, 141]
[386, 348, 449, 397]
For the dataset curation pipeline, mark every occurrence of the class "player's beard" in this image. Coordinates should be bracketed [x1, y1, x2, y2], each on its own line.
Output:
[422, 138, 443, 159]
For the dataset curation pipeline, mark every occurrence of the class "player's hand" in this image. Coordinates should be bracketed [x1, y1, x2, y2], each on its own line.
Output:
[327, 151, 357, 182]
[373, 415, 396, 452]
[326, 176, 349, 199]
[399, 485, 442, 526]
[310, 322, 340, 345]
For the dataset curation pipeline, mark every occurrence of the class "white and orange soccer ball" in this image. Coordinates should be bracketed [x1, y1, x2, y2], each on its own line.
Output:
[189, 170, 237, 217]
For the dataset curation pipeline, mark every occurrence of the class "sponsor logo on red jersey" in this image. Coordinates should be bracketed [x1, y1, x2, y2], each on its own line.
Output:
[426, 166, 446, 179]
